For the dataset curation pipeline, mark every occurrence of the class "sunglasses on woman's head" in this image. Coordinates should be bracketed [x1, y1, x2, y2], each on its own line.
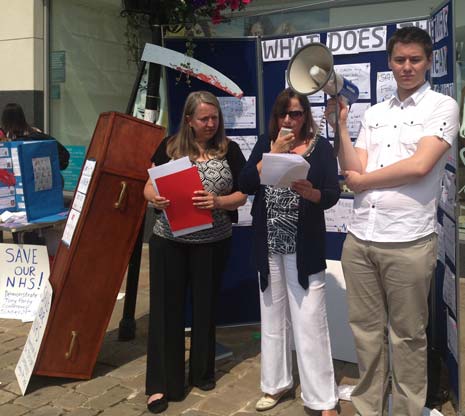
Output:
[279, 110, 304, 119]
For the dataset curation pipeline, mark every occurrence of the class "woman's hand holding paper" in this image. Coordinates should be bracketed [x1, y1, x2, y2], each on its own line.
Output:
[192, 190, 218, 210]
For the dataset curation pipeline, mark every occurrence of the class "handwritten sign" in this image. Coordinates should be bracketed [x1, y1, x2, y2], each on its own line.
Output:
[0, 244, 50, 322]
[15, 280, 53, 395]
[229, 136, 257, 161]
[376, 71, 397, 102]
[218, 96, 256, 129]
[325, 198, 354, 233]
[327, 102, 371, 139]
[334, 63, 371, 100]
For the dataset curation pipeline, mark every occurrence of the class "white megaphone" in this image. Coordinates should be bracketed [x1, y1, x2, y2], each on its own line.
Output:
[287, 42, 359, 123]
[286, 42, 359, 155]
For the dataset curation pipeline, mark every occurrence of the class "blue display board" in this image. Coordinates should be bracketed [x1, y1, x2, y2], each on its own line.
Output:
[164, 37, 262, 325]
[429, 0, 458, 398]
[163, 4, 457, 357]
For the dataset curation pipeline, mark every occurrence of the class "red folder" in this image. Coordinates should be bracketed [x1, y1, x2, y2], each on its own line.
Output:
[154, 166, 213, 236]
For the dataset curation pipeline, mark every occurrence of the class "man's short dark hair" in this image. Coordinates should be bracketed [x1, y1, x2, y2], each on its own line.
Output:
[387, 26, 433, 59]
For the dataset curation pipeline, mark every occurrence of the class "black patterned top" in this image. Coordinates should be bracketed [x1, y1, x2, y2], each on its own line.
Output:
[265, 186, 299, 254]
[153, 158, 233, 243]
[150, 137, 246, 244]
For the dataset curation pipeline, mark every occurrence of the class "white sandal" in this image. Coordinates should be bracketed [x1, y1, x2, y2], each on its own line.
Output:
[255, 389, 291, 411]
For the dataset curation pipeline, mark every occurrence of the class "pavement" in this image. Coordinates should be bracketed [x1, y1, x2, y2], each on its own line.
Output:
[0, 242, 458, 416]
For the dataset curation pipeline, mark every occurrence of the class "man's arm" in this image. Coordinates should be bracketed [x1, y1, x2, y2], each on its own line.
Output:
[326, 98, 366, 173]
[344, 135, 450, 193]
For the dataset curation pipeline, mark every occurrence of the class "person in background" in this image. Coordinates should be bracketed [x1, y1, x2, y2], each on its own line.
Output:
[326, 26, 459, 415]
[0, 103, 70, 248]
[143, 91, 247, 414]
[239, 88, 340, 415]
[1, 103, 69, 171]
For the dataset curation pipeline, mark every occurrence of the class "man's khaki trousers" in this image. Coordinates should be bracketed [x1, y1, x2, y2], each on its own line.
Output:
[342, 233, 437, 416]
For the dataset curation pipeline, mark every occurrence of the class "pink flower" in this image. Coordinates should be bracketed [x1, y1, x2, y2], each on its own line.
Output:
[242, 0, 251, 3]
[229, 0, 240, 10]
[215, 0, 227, 6]
[211, 9, 224, 24]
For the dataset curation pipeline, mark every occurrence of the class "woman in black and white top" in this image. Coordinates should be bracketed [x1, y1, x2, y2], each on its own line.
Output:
[143, 90, 247, 414]
[239, 88, 340, 415]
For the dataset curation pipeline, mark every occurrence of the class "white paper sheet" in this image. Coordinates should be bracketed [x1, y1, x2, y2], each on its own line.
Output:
[219, 96, 256, 129]
[229, 136, 257, 161]
[439, 169, 456, 219]
[237, 196, 253, 226]
[377, 71, 397, 102]
[15, 280, 53, 395]
[0, 244, 50, 322]
[260, 153, 310, 188]
[447, 314, 458, 363]
[443, 264, 456, 317]
[62, 208, 81, 246]
[334, 63, 371, 100]
[325, 198, 354, 233]
[328, 102, 370, 139]
[442, 214, 455, 264]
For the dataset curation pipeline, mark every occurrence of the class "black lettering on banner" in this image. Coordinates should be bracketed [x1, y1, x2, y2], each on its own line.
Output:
[432, 46, 448, 78]
[327, 32, 342, 53]
[294, 37, 305, 53]
[371, 27, 385, 49]
[343, 30, 357, 51]
[305, 34, 320, 44]
[279, 38, 293, 59]
[433, 6, 448, 44]
[358, 28, 371, 50]
[262, 40, 280, 60]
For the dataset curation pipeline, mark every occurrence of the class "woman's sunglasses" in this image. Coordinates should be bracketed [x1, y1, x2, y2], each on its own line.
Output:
[279, 110, 304, 120]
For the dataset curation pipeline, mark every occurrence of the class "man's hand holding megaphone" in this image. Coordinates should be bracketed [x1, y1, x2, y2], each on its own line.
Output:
[325, 97, 349, 131]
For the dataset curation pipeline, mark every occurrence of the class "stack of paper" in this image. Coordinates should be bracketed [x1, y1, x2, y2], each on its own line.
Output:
[260, 153, 310, 188]
[148, 156, 213, 237]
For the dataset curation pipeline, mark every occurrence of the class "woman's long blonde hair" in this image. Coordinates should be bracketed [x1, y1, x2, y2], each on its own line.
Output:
[166, 91, 228, 160]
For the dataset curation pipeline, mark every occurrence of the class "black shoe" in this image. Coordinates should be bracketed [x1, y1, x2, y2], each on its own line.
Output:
[147, 396, 168, 414]
[194, 380, 216, 391]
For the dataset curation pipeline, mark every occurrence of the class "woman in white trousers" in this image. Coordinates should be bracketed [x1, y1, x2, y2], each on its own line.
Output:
[239, 88, 340, 414]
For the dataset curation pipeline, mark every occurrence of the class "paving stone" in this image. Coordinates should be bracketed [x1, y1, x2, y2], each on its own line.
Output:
[2, 337, 27, 353]
[75, 376, 120, 396]
[0, 331, 17, 343]
[14, 385, 67, 409]
[51, 390, 89, 410]
[24, 405, 64, 416]
[196, 384, 260, 416]
[0, 403, 29, 416]
[4, 379, 21, 395]
[0, 349, 22, 366]
[163, 393, 203, 415]
[119, 372, 146, 391]
[5, 325, 31, 338]
[65, 409, 100, 416]
[86, 385, 133, 410]
[181, 411, 218, 416]
[214, 370, 239, 389]
[107, 358, 146, 379]
[0, 367, 17, 386]
[0, 320, 28, 330]
[98, 402, 144, 416]
[228, 358, 260, 377]
[0, 388, 17, 404]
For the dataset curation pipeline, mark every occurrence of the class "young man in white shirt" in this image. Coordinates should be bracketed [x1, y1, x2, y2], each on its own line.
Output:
[326, 27, 459, 416]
